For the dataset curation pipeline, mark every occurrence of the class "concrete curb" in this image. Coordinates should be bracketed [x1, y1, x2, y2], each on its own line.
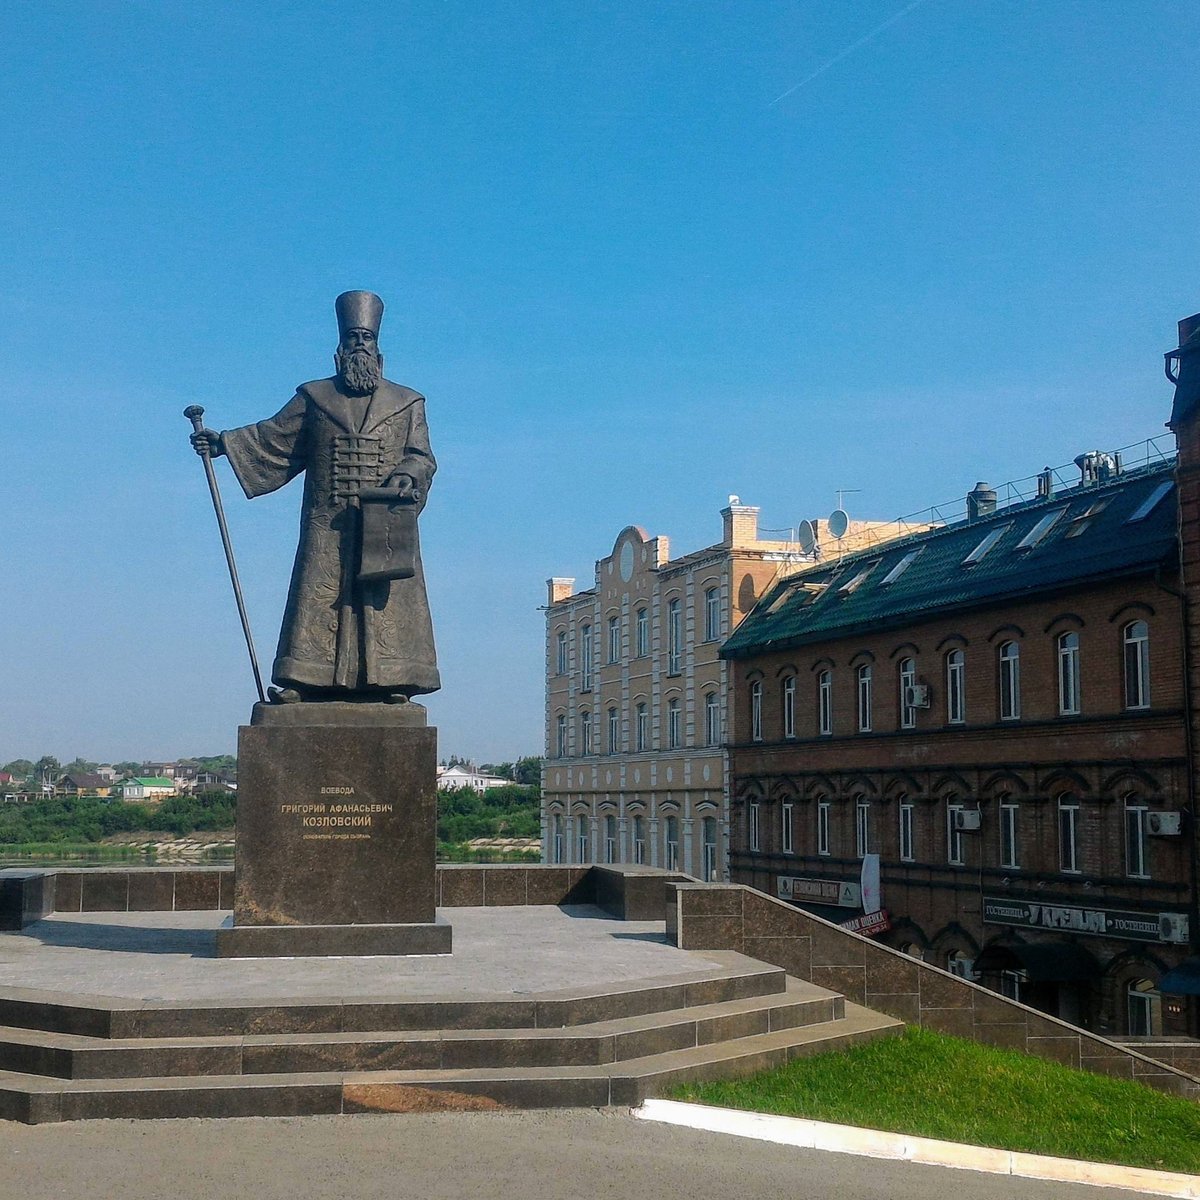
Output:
[632, 1098, 1200, 1198]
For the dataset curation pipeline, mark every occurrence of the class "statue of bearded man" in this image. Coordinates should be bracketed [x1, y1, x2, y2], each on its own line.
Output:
[190, 291, 440, 703]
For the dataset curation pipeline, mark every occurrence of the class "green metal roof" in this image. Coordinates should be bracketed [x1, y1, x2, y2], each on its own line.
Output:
[128, 777, 174, 788]
[721, 460, 1178, 660]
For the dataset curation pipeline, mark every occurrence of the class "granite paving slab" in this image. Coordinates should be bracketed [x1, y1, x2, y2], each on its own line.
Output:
[0, 906, 725, 1003]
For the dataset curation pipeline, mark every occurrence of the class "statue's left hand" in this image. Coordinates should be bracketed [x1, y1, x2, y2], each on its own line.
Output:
[387, 473, 417, 501]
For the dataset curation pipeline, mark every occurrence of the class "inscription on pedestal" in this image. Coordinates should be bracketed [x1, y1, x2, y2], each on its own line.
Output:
[234, 724, 437, 928]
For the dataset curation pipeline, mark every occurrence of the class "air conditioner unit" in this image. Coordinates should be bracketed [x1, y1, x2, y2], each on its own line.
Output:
[1160, 913, 1190, 944]
[904, 684, 931, 708]
[952, 810, 982, 832]
[1147, 812, 1183, 837]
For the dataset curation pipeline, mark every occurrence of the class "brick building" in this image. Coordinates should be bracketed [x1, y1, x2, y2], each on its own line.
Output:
[721, 436, 1195, 1037]
[541, 502, 905, 877]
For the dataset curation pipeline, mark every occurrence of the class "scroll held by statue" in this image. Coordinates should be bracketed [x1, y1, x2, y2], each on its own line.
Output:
[358, 488, 418, 582]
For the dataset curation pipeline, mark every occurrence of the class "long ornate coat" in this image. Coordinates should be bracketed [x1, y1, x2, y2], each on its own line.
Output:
[222, 377, 440, 696]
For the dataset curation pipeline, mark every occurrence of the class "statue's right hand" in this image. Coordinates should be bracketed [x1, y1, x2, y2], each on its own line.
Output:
[190, 429, 224, 458]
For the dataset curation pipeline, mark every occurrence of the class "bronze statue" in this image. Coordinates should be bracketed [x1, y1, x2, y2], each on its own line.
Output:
[190, 291, 440, 703]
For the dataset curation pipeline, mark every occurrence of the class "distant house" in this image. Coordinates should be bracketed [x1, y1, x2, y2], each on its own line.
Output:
[57, 772, 113, 798]
[118, 777, 176, 803]
[436, 766, 511, 793]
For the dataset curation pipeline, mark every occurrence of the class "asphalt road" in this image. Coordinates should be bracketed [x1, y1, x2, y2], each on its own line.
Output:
[0, 1110, 1156, 1200]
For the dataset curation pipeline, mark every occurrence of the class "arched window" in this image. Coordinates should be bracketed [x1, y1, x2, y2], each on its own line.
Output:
[947, 950, 977, 980]
[556, 713, 567, 758]
[607, 706, 619, 754]
[704, 691, 721, 746]
[998, 641, 1020, 720]
[898, 657, 917, 729]
[667, 598, 682, 674]
[575, 814, 589, 862]
[750, 680, 763, 741]
[781, 801, 794, 854]
[900, 942, 925, 961]
[1124, 620, 1150, 709]
[556, 630, 568, 675]
[817, 798, 831, 856]
[704, 587, 721, 642]
[749, 802, 761, 852]
[632, 814, 646, 864]
[817, 669, 833, 735]
[702, 816, 718, 881]
[667, 697, 682, 749]
[945, 649, 965, 724]
[946, 797, 965, 865]
[635, 607, 649, 658]
[1000, 797, 1019, 869]
[856, 664, 873, 732]
[1125, 795, 1149, 879]
[579, 708, 592, 755]
[781, 675, 796, 738]
[855, 796, 870, 857]
[607, 615, 621, 664]
[552, 813, 564, 863]
[635, 702, 648, 752]
[1058, 793, 1080, 873]
[1127, 978, 1161, 1036]
[604, 813, 617, 863]
[664, 814, 679, 870]
[1057, 631, 1081, 715]
[580, 624, 593, 690]
[898, 795, 914, 861]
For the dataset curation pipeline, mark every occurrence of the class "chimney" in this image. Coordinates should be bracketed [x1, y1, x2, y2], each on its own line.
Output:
[722, 501, 760, 548]
[966, 482, 996, 522]
[547, 578, 575, 605]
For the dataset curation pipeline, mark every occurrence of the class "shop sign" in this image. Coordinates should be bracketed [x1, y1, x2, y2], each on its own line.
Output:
[840, 909, 891, 937]
[983, 897, 1186, 944]
[777, 876, 861, 908]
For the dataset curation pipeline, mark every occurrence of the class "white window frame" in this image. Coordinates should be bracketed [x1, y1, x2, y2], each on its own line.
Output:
[781, 802, 794, 854]
[556, 714, 567, 758]
[636, 607, 649, 658]
[635, 703, 648, 752]
[665, 815, 680, 870]
[1059, 796, 1080, 874]
[576, 814, 589, 863]
[632, 814, 645, 865]
[580, 709, 592, 755]
[856, 664, 872, 732]
[999, 641, 1020, 721]
[899, 657, 916, 729]
[607, 615, 620, 664]
[749, 802, 761, 853]
[702, 817, 718, 881]
[580, 624, 593, 691]
[556, 630, 568, 676]
[947, 951, 977, 980]
[782, 675, 796, 739]
[667, 598, 682, 674]
[946, 649, 965, 725]
[704, 587, 721, 642]
[1125, 798, 1149, 879]
[899, 799, 914, 862]
[1127, 980, 1160, 1036]
[751, 680, 763, 742]
[817, 800, 831, 856]
[818, 669, 833, 735]
[667, 698, 682, 749]
[604, 814, 617, 864]
[552, 814, 563, 863]
[855, 797, 869, 858]
[1057, 631, 1081, 716]
[704, 691, 721, 746]
[608, 706, 619, 754]
[946, 799, 964, 865]
[1000, 800, 1019, 869]
[1124, 621, 1150, 710]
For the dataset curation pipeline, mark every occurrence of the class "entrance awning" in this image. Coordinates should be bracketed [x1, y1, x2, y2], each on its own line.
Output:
[975, 942, 1101, 982]
[1159, 958, 1200, 996]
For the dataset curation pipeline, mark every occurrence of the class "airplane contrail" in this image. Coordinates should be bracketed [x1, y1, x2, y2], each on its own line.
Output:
[770, 0, 930, 106]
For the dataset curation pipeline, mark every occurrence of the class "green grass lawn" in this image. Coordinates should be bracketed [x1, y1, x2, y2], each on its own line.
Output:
[669, 1026, 1200, 1174]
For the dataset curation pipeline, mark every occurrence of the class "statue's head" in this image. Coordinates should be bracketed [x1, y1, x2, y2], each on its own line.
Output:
[333, 290, 385, 395]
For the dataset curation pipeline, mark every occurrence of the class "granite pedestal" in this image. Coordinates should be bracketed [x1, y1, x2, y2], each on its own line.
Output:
[216, 701, 450, 958]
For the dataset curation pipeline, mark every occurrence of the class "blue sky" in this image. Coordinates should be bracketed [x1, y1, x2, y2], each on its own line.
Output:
[1, 1, 1197, 764]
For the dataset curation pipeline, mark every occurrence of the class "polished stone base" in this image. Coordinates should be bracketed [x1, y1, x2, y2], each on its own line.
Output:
[250, 701, 427, 728]
[215, 918, 452, 958]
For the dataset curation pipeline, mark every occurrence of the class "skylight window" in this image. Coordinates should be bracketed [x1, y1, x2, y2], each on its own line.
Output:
[880, 547, 922, 585]
[962, 524, 1012, 566]
[1065, 497, 1110, 538]
[1015, 509, 1066, 550]
[1127, 481, 1174, 524]
[837, 562, 877, 596]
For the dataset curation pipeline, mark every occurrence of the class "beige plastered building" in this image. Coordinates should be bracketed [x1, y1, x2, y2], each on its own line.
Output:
[542, 502, 899, 878]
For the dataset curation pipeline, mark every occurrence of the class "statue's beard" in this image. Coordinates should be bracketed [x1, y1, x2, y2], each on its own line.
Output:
[336, 347, 383, 395]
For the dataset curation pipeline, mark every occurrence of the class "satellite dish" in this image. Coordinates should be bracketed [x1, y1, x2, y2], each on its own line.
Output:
[797, 520, 817, 555]
[827, 508, 850, 540]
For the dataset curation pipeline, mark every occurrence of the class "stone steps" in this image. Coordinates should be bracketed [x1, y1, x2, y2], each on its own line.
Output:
[0, 979, 840, 1080]
[0, 1004, 904, 1123]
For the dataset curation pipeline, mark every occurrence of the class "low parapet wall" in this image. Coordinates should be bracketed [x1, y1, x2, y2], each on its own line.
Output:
[0, 863, 685, 928]
[667, 881, 1200, 1100]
